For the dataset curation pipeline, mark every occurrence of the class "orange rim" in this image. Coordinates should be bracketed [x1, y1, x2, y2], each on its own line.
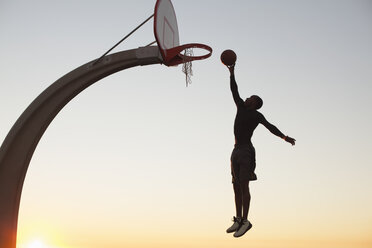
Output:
[163, 43, 212, 66]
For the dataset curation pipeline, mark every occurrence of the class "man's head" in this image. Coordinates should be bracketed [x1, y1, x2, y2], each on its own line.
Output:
[244, 95, 263, 110]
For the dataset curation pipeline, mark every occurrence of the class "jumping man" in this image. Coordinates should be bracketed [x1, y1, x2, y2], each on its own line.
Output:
[226, 64, 296, 237]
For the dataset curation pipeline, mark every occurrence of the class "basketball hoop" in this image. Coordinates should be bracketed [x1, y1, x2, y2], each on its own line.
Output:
[154, 0, 212, 86]
[167, 43, 212, 86]
[158, 43, 212, 86]
[163, 43, 212, 66]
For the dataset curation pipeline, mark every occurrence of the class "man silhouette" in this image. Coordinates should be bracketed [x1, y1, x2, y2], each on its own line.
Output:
[226, 64, 295, 238]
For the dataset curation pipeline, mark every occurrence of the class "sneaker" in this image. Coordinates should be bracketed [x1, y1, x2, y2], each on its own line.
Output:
[233, 219, 252, 237]
[226, 216, 241, 233]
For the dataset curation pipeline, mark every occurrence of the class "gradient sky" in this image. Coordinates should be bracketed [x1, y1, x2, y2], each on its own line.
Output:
[1, 0, 371, 248]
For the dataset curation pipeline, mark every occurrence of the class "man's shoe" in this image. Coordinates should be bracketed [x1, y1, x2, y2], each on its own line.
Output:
[226, 216, 241, 233]
[233, 219, 252, 237]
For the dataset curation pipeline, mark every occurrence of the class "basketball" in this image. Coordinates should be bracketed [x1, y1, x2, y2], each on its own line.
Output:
[220, 49, 237, 66]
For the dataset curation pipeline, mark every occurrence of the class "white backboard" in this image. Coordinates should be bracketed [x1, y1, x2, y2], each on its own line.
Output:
[154, 0, 180, 61]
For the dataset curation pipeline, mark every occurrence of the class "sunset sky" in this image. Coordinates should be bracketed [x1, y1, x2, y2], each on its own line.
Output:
[1, 0, 371, 248]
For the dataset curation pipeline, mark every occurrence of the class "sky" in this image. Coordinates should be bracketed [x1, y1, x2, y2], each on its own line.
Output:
[0, 0, 371, 248]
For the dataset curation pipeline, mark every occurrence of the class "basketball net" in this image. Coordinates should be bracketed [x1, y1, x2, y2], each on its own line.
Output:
[182, 48, 193, 86]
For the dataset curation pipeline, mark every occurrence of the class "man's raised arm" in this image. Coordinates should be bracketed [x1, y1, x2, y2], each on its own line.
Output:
[229, 65, 244, 106]
[259, 114, 296, 146]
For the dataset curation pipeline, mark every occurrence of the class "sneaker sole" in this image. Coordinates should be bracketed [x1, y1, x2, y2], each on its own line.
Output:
[226, 228, 239, 233]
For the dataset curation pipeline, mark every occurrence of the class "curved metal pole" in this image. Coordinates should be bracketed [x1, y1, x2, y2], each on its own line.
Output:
[0, 46, 162, 248]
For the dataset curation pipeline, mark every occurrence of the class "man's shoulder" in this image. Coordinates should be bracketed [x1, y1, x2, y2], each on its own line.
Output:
[255, 111, 265, 121]
[236, 99, 245, 108]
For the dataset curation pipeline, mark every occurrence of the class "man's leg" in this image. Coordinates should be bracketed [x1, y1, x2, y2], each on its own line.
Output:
[226, 182, 243, 233]
[233, 180, 253, 237]
[233, 183, 242, 218]
[241, 181, 250, 220]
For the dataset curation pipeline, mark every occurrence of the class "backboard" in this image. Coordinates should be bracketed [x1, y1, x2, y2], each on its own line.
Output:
[154, 0, 180, 64]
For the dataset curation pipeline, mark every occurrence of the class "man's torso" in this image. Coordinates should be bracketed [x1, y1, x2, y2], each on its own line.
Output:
[234, 104, 262, 145]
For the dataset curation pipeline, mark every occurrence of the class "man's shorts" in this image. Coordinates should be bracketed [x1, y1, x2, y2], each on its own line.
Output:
[231, 144, 257, 183]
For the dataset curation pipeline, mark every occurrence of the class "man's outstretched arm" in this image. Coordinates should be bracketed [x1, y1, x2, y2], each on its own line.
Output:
[259, 114, 296, 145]
[229, 65, 244, 106]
